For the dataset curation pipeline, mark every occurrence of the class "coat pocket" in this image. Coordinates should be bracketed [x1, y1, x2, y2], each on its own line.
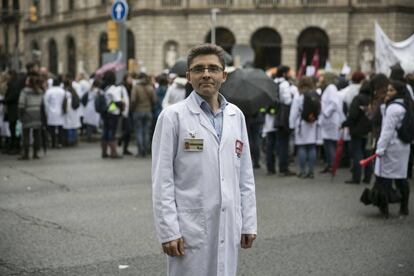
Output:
[177, 207, 206, 249]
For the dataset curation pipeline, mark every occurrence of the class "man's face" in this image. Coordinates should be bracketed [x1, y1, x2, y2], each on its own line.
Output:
[187, 54, 227, 98]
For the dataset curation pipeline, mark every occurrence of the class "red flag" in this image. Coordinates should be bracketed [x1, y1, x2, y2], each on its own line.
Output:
[297, 52, 306, 79]
[311, 48, 320, 76]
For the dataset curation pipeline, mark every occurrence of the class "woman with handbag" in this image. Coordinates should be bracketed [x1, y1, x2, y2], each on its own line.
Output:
[374, 80, 411, 218]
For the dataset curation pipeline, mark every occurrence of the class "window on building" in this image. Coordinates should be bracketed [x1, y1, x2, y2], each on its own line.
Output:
[297, 27, 329, 70]
[161, 0, 182, 7]
[101, 0, 108, 5]
[208, 0, 233, 7]
[2, 0, 9, 17]
[99, 32, 109, 67]
[48, 39, 58, 74]
[12, 0, 19, 14]
[50, 0, 56, 15]
[67, 36, 76, 78]
[251, 27, 282, 70]
[205, 27, 236, 55]
[68, 0, 75, 11]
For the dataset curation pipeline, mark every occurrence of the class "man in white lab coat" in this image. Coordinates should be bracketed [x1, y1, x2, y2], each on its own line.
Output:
[152, 44, 257, 276]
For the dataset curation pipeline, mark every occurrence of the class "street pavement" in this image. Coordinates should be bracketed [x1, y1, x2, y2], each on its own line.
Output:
[0, 142, 413, 276]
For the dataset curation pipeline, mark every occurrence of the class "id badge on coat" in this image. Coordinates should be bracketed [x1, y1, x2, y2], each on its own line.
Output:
[184, 138, 204, 152]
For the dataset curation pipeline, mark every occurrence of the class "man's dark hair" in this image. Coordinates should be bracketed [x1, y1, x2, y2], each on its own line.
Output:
[389, 63, 405, 82]
[102, 70, 116, 88]
[187, 43, 226, 69]
[26, 61, 39, 73]
[276, 65, 290, 78]
[53, 75, 62, 86]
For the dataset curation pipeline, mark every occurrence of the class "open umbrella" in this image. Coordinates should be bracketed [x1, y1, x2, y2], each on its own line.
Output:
[220, 68, 278, 115]
[170, 59, 187, 77]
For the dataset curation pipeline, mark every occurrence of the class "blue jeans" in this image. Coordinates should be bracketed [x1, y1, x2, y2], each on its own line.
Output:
[351, 137, 372, 183]
[323, 139, 337, 168]
[133, 111, 152, 156]
[297, 144, 317, 174]
[247, 120, 262, 167]
[276, 132, 289, 172]
[265, 131, 277, 172]
[102, 113, 119, 141]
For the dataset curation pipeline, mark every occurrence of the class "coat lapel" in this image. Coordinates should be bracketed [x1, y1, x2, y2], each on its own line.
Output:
[186, 93, 219, 141]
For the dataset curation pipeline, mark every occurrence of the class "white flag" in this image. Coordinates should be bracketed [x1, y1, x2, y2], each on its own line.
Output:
[375, 22, 414, 75]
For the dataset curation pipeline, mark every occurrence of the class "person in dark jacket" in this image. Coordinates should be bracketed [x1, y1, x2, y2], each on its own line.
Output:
[18, 73, 44, 160]
[342, 81, 373, 184]
[3, 70, 24, 154]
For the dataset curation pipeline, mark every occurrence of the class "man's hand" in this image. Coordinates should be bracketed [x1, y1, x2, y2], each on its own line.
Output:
[162, 238, 185, 257]
[241, 234, 256, 249]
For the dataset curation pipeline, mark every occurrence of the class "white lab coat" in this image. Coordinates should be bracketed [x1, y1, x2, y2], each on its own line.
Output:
[289, 94, 318, 145]
[152, 92, 257, 276]
[44, 86, 66, 126]
[83, 88, 101, 127]
[162, 77, 187, 109]
[375, 101, 410, 178]
[63, 91, 81, 129]
[338, 83, 361, 142]
[73, 79, 91, 118]
[319, 84, 345, 140]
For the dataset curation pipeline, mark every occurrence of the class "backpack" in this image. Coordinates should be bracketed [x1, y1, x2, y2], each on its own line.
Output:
[301, 91, 321, 123]
[94, 90, 108, 114]
[71, 92, 80, 110]
[81, 92, 89, 106]
[387, 101, 414, 144]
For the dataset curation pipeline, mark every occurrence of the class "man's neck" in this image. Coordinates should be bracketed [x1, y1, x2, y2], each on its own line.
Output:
[197, 92, 220, 112]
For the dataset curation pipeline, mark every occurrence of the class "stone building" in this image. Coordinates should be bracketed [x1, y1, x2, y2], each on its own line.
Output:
[1, 0, 414, 76]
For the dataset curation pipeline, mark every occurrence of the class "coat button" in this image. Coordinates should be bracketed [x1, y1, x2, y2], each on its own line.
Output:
[222, 208, 225, 212]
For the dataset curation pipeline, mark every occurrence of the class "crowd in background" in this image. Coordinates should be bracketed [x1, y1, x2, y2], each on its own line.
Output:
[0, 59, 413, 217]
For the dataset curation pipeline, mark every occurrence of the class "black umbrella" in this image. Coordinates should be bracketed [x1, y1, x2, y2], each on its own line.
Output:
[220, 68, 279, 115]
[170, 59, 187, 77]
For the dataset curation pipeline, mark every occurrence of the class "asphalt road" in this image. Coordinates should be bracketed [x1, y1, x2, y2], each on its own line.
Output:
[0, 142, 413, 276]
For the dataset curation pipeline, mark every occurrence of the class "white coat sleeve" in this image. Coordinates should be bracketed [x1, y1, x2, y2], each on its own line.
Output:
[162, 86, 172, 109]
[239, 114, 257, 235]
[289, 96, 300, 129]
[151, 110, 182, 243]
[376, 105, 404, 156]
[279, 81, 292, 105]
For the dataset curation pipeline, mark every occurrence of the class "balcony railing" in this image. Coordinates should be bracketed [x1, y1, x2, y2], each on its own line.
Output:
[161, 0, 183, 7]
[255, 0, 280, 7]
[208, 0, 233, 7]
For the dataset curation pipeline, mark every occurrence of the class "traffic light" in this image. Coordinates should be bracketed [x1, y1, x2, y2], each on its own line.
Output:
[107, 20, 118, 50]
[29, 4, 37, 22]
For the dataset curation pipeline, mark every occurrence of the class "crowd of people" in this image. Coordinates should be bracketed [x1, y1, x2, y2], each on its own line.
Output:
[0, 58, 413, 218]
[258, 63, 413, 218]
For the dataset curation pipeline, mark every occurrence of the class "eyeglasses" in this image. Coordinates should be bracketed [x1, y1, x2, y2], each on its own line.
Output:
[189, 65, 224, 74]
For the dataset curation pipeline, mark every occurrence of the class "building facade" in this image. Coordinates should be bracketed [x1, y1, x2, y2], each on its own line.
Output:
[1, 0, 414, 76]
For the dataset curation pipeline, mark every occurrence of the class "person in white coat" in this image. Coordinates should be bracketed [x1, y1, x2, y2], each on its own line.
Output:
[374, 80, 411, 218]
[318, 73, 345, 173]
[289, 77, 319, 178]
[152, 44, 257, 276]
[62, 77, 81, 146]
[43, 76, 65, 148]
[82, 79, 101, 142]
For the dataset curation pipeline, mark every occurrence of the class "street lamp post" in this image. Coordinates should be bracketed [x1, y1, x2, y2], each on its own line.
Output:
[211, 8, 220, 45]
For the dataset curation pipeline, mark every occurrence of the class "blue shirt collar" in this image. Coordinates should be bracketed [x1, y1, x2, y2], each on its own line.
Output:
[193, 91, 228, 112]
